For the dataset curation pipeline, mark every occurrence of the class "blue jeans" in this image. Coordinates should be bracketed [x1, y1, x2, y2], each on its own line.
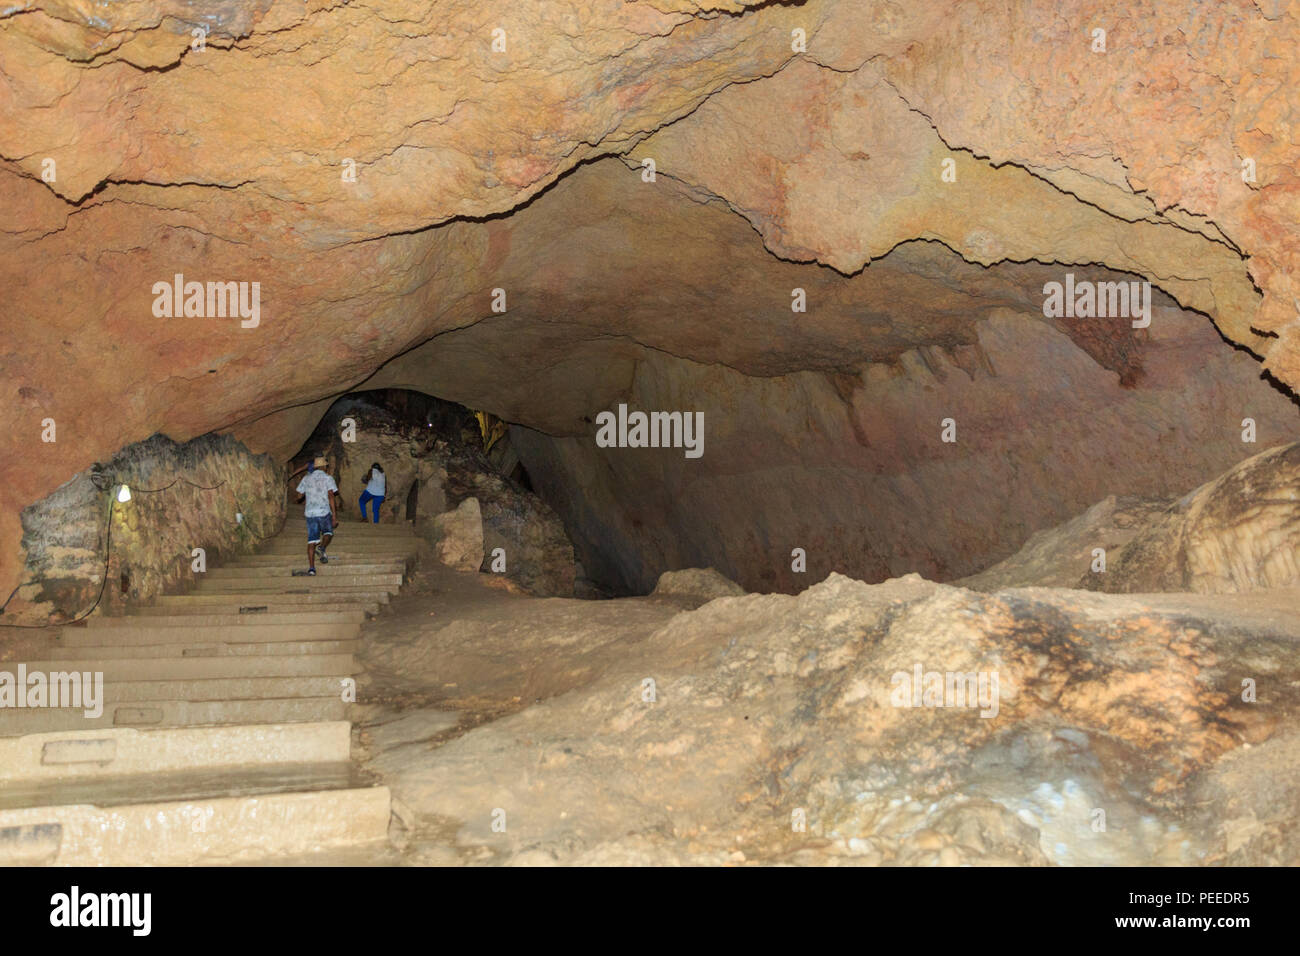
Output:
[306, 514, 333, 544]
[359, 490, 384, 523]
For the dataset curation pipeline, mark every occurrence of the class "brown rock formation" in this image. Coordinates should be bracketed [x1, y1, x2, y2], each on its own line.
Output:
[9, 433, 283, 621]
[358, 567, 1300, 865]
[651, 566, 746, 608]
[294, 395, 577, 596]
[511, 304, 1296, 593]
[431, 499, 485, 574]
[4, 1, 1300, 608]
[1090, 441, 1300, 594]
[961, 440, 1300, 595]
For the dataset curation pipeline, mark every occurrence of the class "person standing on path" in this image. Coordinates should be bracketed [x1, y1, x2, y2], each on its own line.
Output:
[358, 462, 385, 523]
[296, 456, 338, 575]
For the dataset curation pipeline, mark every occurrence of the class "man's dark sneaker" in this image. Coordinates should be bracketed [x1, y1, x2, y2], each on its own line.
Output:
[307, 568, 316, 576]
[315, 546, 329, 563]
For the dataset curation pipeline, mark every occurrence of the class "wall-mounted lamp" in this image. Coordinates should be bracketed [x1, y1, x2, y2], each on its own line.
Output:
[116, 484, 132, 503]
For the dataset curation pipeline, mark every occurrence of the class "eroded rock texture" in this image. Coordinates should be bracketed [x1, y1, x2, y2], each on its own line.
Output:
[4, 1, 1300, 608]
[963, 441, 1300, 595]
[512, 306, 1296, 593]
[359, 568, 1300, 865]
[1091, 442, 1300, 594]
[11, 433, 282, 620]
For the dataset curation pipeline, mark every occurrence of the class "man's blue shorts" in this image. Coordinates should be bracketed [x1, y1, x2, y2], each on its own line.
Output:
[306, 514, 333, 544]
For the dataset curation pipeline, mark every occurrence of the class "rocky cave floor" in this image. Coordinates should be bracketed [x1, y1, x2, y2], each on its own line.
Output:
[263, 548, 1300, 867]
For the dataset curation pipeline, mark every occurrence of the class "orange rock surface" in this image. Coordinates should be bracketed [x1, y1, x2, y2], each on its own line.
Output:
[4, 1, 1300, 603]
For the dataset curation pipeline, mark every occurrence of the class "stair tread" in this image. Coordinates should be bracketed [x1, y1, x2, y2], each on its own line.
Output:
[46, 640, 359, 658]
[86, 677, 344, 700]
[28, 510, 408, 744]
[1, 496, 409, 862]
[0, 760, 363, 812]
[85, 614, 364, 628]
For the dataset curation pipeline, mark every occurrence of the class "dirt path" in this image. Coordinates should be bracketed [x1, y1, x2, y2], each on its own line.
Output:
[355, 561, 681, 715]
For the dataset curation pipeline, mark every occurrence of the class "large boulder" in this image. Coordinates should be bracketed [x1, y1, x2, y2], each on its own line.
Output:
[958, 494, 1173, 591]
[432, 497, 484, 572]
[956, 442, 1300, 596]
[652, 568, 747, 608]
[432, 440, 577, 597]
[1086, 442, 1300, 594]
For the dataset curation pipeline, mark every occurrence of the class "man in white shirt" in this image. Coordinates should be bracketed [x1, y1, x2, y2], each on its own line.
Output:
[295, 456, 338, 576]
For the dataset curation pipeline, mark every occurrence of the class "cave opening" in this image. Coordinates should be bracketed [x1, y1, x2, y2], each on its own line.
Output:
[405, 481, 418, 526]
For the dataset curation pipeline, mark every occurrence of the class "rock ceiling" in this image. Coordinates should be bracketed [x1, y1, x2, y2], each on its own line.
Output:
[3, 0, 1298, 596]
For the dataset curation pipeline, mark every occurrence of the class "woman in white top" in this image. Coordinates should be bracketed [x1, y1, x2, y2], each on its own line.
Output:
[359, 462, 386, 523]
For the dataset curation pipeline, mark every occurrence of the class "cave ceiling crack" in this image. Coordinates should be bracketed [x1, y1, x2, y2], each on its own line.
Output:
[868, 71, 1250, 261]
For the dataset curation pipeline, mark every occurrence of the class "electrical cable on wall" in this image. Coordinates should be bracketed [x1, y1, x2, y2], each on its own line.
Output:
[0, 494, 118, 628]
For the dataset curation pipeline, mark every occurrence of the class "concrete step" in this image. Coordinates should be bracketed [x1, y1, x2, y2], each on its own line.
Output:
[252, 555, 413, 566]
[184, 589, 392, 602]
[0, 697, 348, 734]
[273, 532, 416, 541]
[263, 540, 416, 546]
[196, 573, 404, 590]
[0, 760, 358, 811]
[0, 783, 390, 864]
[102, 676, 343, 702]
[269, 540, 415, 548]
[189, 588, 397, 601]
[204, 562, 406, 577]
[150, 593, 386, 609]
[45, 639, 359, 659]
[253, 557, 414, 567]
[261, 534, 416, 544]
[282, 521, 414, 532]
[68, 622, 359, 645]
[189, 590, 396, 603]
[262, 541, 423, 548]
[264, 531, 416, 540]
[243, 541, 414, 550]
[86, 610, 365, 628]
[228, 548, 410, 556]
[16, 654, 355, 681]
[138, 604, 381, 618]
[0, 722, 354, 783]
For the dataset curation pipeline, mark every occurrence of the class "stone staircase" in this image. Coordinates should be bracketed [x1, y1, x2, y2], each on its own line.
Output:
[0, 519, 416, 865]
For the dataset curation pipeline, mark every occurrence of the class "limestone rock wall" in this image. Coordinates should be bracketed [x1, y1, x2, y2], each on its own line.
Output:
[430, 440, 578, 598]
[5, 433, 284, 625]
[514, 308, 1300, 594]
[1087, 442, 1300, 595]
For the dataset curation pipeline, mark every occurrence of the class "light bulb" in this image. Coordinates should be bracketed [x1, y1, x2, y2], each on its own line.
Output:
[116, 484, 132, 503]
